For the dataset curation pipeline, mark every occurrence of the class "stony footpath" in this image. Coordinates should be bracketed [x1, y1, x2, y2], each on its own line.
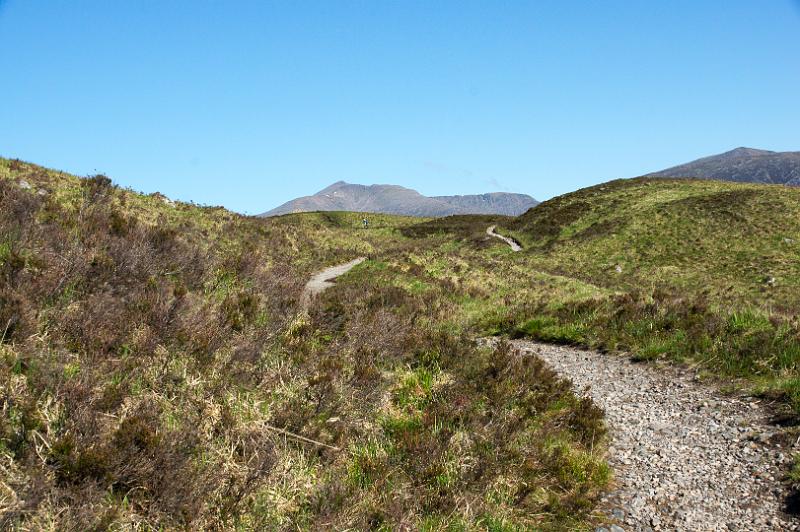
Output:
[300, 257, 366, 307]
[486, 224, 522, 251]
[512, 341, 798, 531]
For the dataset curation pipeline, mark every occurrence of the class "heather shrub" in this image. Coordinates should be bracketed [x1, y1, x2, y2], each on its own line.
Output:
[0, 160, 608, 529]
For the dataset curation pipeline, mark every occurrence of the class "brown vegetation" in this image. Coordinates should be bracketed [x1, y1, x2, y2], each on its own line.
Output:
[0, 159, 607, 529]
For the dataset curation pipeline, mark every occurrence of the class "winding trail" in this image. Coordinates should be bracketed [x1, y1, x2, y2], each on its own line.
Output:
[480, 225, 794, 528]
[300, 257, 366, 308]
[487, 224, 522, 251]
[513, 340, 797, 531]
[302, 246, 797, 530]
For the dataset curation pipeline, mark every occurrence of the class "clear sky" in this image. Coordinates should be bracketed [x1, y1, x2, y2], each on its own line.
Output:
[1, 1, 799, 214]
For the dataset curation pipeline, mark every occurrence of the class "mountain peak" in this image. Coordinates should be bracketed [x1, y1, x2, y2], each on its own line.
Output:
[316, 180, 350, 194]
[262, 182, 538, 217]
[722, 147, 774, 158]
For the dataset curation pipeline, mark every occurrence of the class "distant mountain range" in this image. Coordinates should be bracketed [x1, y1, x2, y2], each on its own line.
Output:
[261, 181, 539, 217]
[648, 147, 800, 186]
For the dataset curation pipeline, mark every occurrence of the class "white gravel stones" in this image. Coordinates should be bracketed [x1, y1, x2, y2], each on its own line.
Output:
[513, 341, 799, 531]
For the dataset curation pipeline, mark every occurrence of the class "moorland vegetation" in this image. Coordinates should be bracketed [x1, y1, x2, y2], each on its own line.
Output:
[0, 159, 605, 530]
[5, 157, 800, 529]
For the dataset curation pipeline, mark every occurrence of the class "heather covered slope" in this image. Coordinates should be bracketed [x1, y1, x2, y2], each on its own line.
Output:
[345, 179, 800, 526]
[262, 180, 538, 217]
[392, 177, 800, 413]
[648, 147, 800, 185]
[492, 178, 800, 410]
[6, 157, 800, 529]
[0, 158, 605, 530]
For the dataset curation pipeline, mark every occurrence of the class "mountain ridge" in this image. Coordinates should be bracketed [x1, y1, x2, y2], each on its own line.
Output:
[261, 181, 539, 217]
[647, 147, 800, 186]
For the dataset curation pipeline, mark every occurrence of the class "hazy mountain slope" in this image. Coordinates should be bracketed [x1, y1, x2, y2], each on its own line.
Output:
[433, 192, 539, 216]
[263, 181, 460, 217]
[262, 180, 538, 217]
[648, 147, 800, 185]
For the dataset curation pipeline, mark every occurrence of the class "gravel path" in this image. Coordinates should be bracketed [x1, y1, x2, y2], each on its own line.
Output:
[487, 225, 522, 251]
[303, 254, 798, 529]
[301, 257, 366, 307]
[512, 340, 797, 531]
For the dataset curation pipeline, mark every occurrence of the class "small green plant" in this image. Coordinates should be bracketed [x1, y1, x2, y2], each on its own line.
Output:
[347, 439, 388, 489]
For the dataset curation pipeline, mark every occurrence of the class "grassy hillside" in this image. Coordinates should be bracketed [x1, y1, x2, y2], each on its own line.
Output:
[0, 159, 607, 530]
[510, 177, 800, 310]
[11, 157, 799, 529]
[391, 178, 800, 417]
[362, 180, 800, 506]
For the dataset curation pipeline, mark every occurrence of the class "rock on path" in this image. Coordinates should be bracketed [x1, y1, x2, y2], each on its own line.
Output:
[301, 257, 366, 308]
[512, 341, 798, 531]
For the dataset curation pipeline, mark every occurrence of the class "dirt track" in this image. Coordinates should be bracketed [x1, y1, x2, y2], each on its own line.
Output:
[300, 257, 366, 307]
[486, 224, 522, 251]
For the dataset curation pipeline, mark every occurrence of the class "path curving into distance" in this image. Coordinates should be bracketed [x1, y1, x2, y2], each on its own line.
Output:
[512, 340, 797, 531]
[487, 225, 522, 251]
[301, 250, 797, 529]
[482, 225, 792, 528]
[300, 257, 366, 308]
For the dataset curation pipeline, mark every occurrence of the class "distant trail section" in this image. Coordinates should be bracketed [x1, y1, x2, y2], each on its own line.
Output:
[301, 257, 366, 308]
[487, 225, 522, 251]
[510, 340, 796, 531]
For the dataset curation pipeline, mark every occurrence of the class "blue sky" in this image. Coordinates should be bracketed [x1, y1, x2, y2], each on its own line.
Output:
[1, 1, 799, 214]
